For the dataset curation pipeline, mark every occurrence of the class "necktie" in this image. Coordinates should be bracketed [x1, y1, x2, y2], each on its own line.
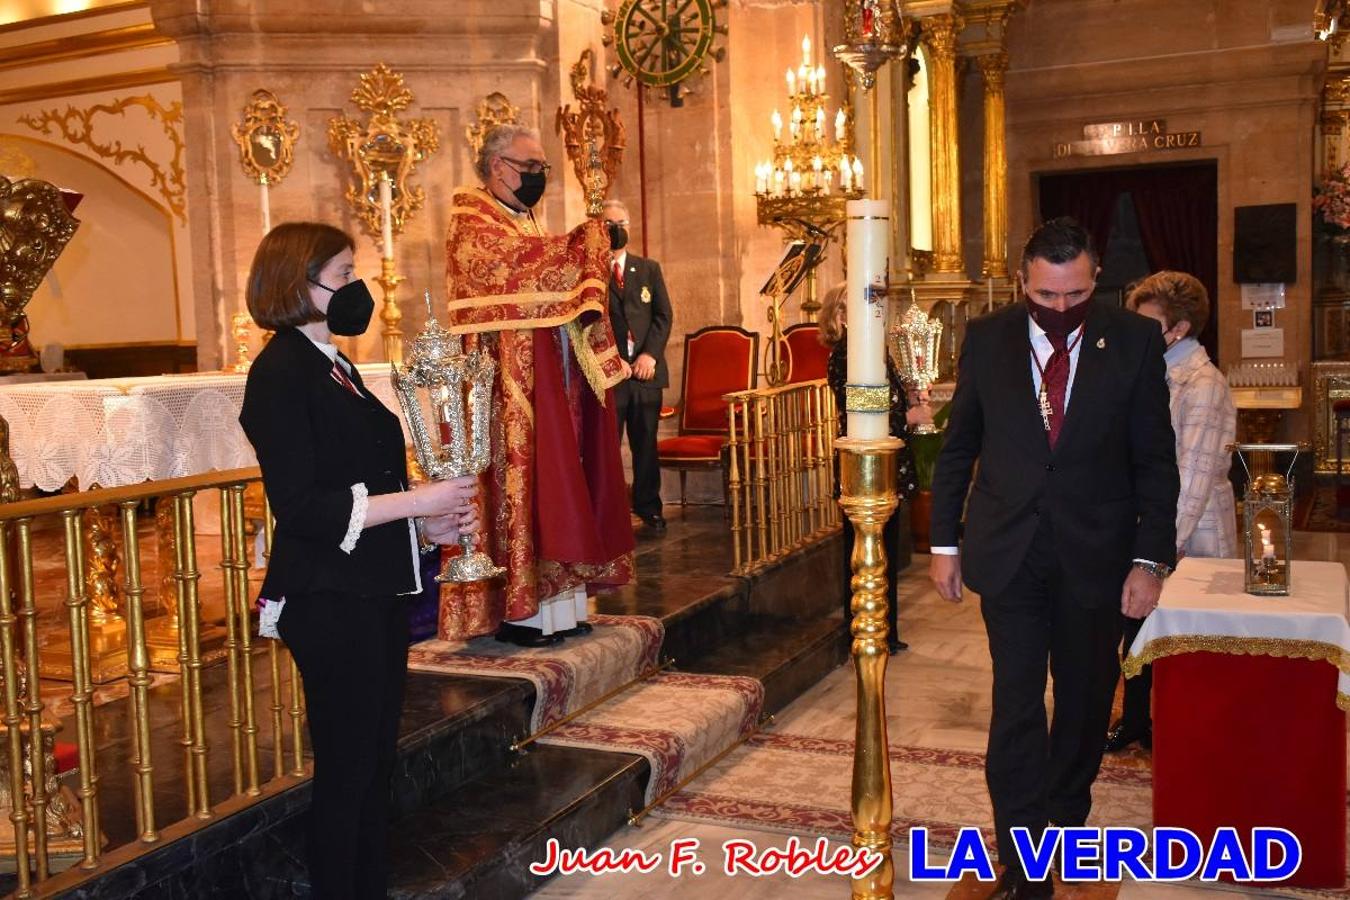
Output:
[613, 261, 624, 291]
[1040, 331, 1075, 448]
[330, 360, 362, 398]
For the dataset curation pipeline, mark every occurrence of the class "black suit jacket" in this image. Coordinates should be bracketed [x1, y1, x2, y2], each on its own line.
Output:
[929, 301, 1178, 607]
[609, 253, 673, 397]
[239, 327, 417, 600]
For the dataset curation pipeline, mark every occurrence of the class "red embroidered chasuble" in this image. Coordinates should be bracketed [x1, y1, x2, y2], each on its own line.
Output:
[438, 187, 635, 640]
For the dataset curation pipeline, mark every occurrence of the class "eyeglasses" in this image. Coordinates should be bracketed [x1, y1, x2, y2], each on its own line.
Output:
[499, 156, 552, 176]
[605, 219, 630, 227]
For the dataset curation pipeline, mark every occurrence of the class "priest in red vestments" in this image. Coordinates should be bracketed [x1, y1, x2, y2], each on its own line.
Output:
[440, 123, 635, 647]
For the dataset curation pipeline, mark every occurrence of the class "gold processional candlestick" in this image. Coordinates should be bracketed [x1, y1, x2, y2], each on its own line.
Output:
[837, 435, 901, 900]
[391, 293, 504, 582]
[889, 305, 942, 435]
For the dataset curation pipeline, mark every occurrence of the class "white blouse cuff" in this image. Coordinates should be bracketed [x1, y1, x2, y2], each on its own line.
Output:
[341, 483, 369, 554]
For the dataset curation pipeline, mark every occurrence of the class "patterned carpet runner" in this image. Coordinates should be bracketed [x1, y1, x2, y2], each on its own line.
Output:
[649, 731, 1153, 845]
[407, 614, 663, 732]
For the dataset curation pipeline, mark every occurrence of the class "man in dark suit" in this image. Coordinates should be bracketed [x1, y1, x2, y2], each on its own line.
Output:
[602, 199, 673, 533]
[929, 218, 1179, 900]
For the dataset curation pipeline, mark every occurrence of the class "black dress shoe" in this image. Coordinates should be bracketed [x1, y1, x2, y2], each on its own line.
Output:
[640, 514, 667, 534]
[556, 621, 594, 638]
[988, 867, 1054, 900]
[494, 623, 563, 648]
[887, 638, 909, 654]
[1103, 720, 1152, 753]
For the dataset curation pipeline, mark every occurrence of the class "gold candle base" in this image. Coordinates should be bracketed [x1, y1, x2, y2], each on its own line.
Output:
[40, 617, 128, 684]
[144, 613, 229, 673]
[377, 257, 404, 366]
[836, 435, 902, 900]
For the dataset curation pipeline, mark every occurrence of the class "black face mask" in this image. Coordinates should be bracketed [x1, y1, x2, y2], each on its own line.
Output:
[1024, 296, 1090, 337]
[511, 171, 547, 209]
[310, 278, 375, 336]
[608, 223, 629, 251]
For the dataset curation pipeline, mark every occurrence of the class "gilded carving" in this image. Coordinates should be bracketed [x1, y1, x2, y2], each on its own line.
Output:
[230, 89, 300, 187]
[465, 92, 521, 158]
[922, 15, 965, 274]
[0, 174, 80, 371]
[327, 63, 440, 242]
[17, 95, 187, 224]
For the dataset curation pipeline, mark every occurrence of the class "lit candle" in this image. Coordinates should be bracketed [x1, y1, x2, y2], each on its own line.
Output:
[840, 157, 852, 192]
[823, 169, 833, 193]
[260, 177, 272, 236]
[756, 164, 767, 195]
[802, 35, 811, 67]
[852, 156, 864, 193]
[835, 108, 846, 142]
[789, 170, 802, 195]
[845, 198, 891, 439]
[815, 107, 825, 140]
[817, 65, 826, 95]
[378, 173, 394, 262]
[772, 110, 783, 141]
[773, 167, 785, 196]
[787, 68, 796, 96]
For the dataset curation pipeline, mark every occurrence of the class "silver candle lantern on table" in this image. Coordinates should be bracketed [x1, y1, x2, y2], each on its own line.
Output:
[391, 293, 504, 582]
[888, 304, 942, 435]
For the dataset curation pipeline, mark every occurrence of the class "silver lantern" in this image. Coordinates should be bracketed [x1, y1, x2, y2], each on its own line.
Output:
[888, 303, 942, 434]
[391, 293, 504, 582]
[1231, 442, 1302, 597]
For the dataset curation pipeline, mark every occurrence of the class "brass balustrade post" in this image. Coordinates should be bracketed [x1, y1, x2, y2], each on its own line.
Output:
[837, 436, 901, 900]
[726, 398, 746, 575]
[218, 488, 245, 798]
[172, 493, 211, 818]
[15, 519, 46, 880]
[117, 500, 158, 843]
[59, 509, 101, 868]
[0, 520, 32, 892]
[228, 485, 261, 794]
[752, 397, 770, 563]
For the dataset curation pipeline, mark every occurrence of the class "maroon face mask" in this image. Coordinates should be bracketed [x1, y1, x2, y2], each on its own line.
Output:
[1025, 297, 1090, 337]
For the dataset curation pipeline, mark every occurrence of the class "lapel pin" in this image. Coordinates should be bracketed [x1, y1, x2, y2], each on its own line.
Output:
[1096, 337, 1106, 349]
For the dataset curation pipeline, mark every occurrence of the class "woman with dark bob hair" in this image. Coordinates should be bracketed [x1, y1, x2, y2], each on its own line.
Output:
[240, 222, 479, 898]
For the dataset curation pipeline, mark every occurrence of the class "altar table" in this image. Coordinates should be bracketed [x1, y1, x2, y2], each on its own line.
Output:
[0, 366, 404, 491]
[1125, 557, 1350, 888]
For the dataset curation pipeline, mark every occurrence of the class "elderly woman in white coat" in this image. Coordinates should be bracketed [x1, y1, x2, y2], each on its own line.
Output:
[1105, 270, 1238, 753]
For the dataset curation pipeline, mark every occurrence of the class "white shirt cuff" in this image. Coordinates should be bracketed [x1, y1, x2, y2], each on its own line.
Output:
[340, 482, 369, 555]
[931, 546, 959, 555]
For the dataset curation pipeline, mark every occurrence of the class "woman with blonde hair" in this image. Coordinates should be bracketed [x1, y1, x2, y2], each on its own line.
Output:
[822, 283, 932, 652]
[1105, 269, 1236, 753]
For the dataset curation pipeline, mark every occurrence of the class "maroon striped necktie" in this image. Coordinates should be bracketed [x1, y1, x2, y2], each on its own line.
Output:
[330, 360, 362, 397]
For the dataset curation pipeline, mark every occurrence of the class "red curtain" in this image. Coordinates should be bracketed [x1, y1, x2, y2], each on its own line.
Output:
[1037, 162, 1219, 360]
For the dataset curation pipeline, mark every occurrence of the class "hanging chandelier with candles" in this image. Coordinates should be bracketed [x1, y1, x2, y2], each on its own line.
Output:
[755, 34, 862, 230]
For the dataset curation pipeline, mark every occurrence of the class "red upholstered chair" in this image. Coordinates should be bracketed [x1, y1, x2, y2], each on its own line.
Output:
[783, 323, 830, 384]
[657, 325, 759, 505]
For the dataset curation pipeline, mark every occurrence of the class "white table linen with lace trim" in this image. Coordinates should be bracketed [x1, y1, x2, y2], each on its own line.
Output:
[0, 365, 405, 491]
[1124, 557, 1350, 709]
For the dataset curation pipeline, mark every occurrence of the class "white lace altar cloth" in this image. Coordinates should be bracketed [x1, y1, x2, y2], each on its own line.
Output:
[0, 366, 403, 491]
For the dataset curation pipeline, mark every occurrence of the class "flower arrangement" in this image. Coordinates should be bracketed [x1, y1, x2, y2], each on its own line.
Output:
[1314, 162, 1350, 230]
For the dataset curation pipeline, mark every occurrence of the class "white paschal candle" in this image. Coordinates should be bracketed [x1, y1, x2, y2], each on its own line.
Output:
[845, 198, 891, 439]
[260, 178, 272, 236]
[378, 175, 395, 261]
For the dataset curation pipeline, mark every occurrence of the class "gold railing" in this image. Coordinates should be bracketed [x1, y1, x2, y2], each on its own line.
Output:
[0, 467, 307, 897]
[724, 379, 841, 574]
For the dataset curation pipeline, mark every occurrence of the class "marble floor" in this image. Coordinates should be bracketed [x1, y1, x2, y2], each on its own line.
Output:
[529, 531, 1350, 900]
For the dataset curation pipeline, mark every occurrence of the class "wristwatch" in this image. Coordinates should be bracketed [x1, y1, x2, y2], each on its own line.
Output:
[1133, 560, 1173, 580]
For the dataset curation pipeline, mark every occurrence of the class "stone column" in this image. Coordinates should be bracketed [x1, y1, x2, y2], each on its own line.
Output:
[979, 51, 1009, 280]
[924, 14, 964, 275]
[889, 59, 911, 279]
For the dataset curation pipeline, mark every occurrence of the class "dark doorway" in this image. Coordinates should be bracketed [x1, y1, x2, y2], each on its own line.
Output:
[1037, 161, 1220, 362]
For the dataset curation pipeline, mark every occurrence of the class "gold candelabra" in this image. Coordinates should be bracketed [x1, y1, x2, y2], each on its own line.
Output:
[754, 36, 862, 328]
[556, 49, 626, 217]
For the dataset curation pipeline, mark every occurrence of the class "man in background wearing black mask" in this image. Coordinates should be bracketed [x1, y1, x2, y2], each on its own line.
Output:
[440, 124, 635, 648]
[602, 199, 674, 534]
[929, 217, 1178, 900]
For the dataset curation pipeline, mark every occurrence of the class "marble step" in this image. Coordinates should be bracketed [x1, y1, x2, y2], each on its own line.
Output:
[679, 611, 851, 716]
[386, 744, 647, 900]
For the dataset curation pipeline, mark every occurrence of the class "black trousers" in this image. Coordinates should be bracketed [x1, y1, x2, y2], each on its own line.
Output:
[1118, 614, 1152, 730]
[979, 516, 1122, 870]
[278, 590, 410, 900]
[840, 502, 906, 645]
[615, 379, 663, 519]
